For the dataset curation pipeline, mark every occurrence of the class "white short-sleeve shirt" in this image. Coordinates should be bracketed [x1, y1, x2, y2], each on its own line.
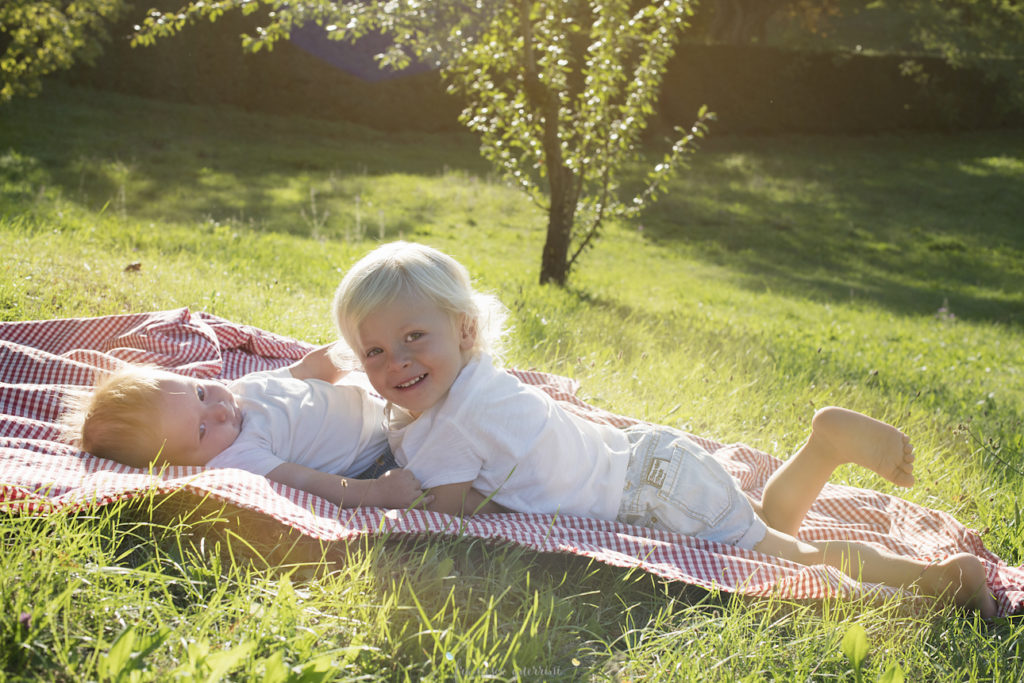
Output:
[387, 354, 630, 520]
[205, 367, 388, 477]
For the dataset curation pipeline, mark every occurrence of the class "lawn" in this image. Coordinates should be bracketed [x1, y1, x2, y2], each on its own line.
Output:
[2, 83, 1023, 680]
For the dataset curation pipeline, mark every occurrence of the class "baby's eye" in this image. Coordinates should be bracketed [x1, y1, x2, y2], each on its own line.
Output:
[196, 385, 206, 401]
[406, 332, 424, 342]
[199, 423, 206, 440]
[365, 347, 382, 358]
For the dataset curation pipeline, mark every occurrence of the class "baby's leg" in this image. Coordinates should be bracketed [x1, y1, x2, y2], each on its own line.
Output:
[760, 407, 915, 536]
[755, 528, 996, 617]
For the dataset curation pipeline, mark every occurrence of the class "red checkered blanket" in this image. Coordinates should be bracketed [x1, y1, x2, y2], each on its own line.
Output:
[2, 308, 1021, 615]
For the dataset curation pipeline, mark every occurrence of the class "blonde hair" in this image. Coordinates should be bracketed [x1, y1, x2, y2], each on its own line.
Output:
[333, 241, 508, 361]
[60, 365, 171, 469]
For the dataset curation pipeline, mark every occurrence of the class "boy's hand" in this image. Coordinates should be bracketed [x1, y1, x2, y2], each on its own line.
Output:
[368, 468, 434, 509]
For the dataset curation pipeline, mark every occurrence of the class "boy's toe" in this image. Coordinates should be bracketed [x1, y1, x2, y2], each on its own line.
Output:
[893, 470, 915, 488]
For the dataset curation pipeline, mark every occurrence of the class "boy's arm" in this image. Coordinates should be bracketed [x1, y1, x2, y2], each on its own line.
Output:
[285, 343, 355, 384]
[426, 481, 511, 516]
[267, 463, 433, 509]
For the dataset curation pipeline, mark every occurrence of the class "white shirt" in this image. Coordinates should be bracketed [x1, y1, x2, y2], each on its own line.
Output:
[387, 354, 630, 519]
[206, 368, 387, 477]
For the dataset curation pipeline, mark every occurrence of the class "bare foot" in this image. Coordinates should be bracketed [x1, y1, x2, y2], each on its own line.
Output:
[808, 407, 915, 488]
[921, 553, 997, 618]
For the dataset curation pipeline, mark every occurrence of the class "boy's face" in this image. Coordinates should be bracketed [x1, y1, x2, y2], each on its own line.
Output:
[355, 293, 475, 417]
[151, 375, 243, 466]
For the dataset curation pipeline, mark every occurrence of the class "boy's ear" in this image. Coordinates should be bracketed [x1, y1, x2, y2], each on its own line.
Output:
[459, 315, 477, 351]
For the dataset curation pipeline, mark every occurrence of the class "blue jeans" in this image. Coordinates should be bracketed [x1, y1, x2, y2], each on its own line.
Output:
[617, 424, 767, 549]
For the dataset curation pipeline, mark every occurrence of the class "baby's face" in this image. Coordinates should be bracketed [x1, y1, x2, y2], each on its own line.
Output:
[355, 293, 475, 417]
[151, 375, 242, 466]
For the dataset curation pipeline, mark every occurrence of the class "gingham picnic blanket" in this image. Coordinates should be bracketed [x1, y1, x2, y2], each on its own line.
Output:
[2, 308, 1021, 615]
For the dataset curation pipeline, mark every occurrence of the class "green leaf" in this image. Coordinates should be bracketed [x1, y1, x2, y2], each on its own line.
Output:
[841, 624, 869, 673]
[203, 641, 257, 683]
[97, 625, 137, 681]
[295, 654, 343, 682]
[879, 664, 906, 683]
[260, 651, 290, 683]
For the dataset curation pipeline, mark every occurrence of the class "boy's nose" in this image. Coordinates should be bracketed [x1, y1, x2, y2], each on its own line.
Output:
[389, 350, 412, 369]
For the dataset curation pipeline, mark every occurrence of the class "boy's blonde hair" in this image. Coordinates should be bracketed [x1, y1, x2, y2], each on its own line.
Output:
[333, 241, 508, 361]
[60, 365, 169, 469]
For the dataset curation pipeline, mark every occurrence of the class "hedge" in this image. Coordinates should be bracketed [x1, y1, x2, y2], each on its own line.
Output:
[65, 7, 1023, 135]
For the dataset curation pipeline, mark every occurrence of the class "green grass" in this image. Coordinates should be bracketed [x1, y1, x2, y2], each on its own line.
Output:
[2, 83, 1024, 680]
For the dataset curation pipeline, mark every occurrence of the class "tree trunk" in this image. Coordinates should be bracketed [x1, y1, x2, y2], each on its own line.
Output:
[539, 166, 576, 286]
[537, 85, 579, 286]
[518, 0, 579, 286]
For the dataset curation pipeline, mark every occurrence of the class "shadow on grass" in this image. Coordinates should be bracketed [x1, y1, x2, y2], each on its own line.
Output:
[0, 84, 491, 238]
[101, 489, 724, 676]
[641, 132, 1024, 326]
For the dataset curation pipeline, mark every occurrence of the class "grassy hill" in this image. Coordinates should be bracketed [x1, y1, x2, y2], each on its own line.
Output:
[2, 84, 1023, 680]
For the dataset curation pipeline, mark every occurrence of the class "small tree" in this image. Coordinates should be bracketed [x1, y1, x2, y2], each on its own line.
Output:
[136, 0, 711, 286]
[0, 0, 130, 103]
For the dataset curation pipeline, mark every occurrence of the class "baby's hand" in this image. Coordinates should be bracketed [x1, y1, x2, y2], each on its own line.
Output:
[371, 468, 434, 509]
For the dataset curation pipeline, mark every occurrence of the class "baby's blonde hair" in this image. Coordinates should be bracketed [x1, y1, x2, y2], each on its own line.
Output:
[60, 365, 170, 469]
[333, 241, 508, 361]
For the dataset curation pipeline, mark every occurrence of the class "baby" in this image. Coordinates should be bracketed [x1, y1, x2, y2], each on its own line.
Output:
[62, 343, 429, 510]
[332, 241, 996, 616]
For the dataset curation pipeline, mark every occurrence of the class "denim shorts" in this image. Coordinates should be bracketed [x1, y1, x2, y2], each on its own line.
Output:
[616, 424, 767, 550]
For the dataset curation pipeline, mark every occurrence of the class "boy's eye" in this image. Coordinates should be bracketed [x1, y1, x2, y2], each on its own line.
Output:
[365, 347, 382, 358]
[406, 332, 424, 342]
[196, 385, 206, 401]
[199, 423, 206, 440]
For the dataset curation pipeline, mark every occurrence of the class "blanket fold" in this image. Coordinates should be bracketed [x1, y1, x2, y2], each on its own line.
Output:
[1, 308, 1021, 615]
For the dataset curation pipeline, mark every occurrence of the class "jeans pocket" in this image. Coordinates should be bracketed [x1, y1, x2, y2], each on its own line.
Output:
[655, 439, 736, 528]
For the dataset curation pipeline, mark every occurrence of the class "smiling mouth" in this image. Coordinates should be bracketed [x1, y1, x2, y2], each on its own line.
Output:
[395, 374, 427, 389]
